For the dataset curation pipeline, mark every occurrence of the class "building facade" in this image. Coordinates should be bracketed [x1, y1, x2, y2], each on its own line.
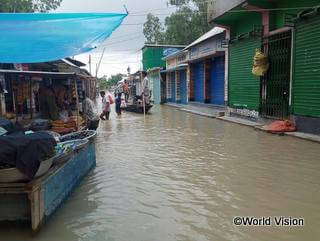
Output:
[142, 45, 186, 71]
[185, 28, 227, 106]
[163, 51, 189, 105]
[142, 45, 186, 105]
[208, 0, 320, 134]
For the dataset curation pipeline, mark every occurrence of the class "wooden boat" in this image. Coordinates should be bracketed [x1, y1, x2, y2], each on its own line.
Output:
[0, 136, 96, 232]
[121, 103, 153, 114]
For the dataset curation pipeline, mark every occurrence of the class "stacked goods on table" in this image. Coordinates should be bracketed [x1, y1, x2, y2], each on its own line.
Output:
[4, 113, 15, 120]
[51, 119, 77, 134]
[51, 116, 85, 134]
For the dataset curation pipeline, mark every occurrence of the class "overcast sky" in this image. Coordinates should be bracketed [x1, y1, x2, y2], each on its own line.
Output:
[55, 0, 176, 78]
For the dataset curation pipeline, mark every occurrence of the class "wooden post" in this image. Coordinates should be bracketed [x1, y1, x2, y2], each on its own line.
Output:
[74, 77, 80, 130]
[143, 94, 146, 117]
[13, 91, 18, 123]
[89, 55, 92, 76]
[29, 186, 44, 232]
[30, 78, 33, 119]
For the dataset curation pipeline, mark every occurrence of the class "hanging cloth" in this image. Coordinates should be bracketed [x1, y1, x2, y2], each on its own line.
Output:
[0, 13, 127, 63]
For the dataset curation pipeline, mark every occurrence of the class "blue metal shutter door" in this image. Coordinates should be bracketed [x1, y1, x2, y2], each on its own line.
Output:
[171, 72, 176, 102]
[193, 62, 205, 102]
[211, 56, 225, 105]
[179, 70, 187, 104]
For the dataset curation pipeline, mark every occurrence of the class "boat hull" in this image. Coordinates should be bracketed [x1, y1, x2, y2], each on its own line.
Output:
[0, 141, 96, 232]
[121, 104, 153, 114]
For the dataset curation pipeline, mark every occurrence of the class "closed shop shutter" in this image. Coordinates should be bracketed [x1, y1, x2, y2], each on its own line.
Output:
[152, 72, 161, 104]
[171, 72, 176, 102]
[166, 75, 171, 101]
[180, 70, 187, 104]
[211, 55, 225, 105]
[193, 61, 205, 102]
[229, 37, 261, 110]
[176, 72, 181, 102]
[294, 15, 320, 117]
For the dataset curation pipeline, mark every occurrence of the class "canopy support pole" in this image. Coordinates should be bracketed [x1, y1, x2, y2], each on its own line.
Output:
[30, 78, 33, 119]
[74, 77, 80, 130]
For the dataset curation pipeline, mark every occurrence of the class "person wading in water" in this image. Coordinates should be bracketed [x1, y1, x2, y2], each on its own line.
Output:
[115, 93, 122, 116]
[100, 91, 111, 120]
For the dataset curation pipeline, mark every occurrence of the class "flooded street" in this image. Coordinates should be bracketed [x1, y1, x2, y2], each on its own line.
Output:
[2, 106, 320, 241]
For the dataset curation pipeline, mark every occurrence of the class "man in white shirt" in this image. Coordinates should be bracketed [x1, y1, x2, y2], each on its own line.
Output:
[83, 96, 99, 130]
[100, 91, 111, 120]
[141, 71, 150, 104]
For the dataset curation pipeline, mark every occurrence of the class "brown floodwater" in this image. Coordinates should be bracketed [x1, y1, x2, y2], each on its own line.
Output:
[1, 105, 320, 241]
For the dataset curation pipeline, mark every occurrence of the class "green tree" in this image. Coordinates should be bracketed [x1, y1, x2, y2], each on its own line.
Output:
[143, 13, 165, 44]
[97, 76, 108, 90]
[0, 0, 62, 13]
[143, 0, 211, 45]
[107, 73, 125, 89]
[98, 74, 125, 90]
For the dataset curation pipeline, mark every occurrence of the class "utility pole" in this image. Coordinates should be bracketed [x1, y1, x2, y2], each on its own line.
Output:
[96, 48, 106, 78]
[89, 55, 92, 75]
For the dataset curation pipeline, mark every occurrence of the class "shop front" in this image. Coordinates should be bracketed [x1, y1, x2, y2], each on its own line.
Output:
[292, 9, 320, 134]
[162, 50, 189, 104]
[185, 27, 226, 106]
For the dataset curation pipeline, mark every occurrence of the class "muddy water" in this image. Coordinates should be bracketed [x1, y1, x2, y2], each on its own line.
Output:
[2, 106, 320, 241]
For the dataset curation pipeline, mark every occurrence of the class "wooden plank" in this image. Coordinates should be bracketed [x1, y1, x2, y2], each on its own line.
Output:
[29, 186, 42, 232]
[0, 188, 27, 194]
[39, 188, 45, 228]
[0, 183, 27, 188]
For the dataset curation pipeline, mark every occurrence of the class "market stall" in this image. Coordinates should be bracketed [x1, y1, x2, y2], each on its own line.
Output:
[0, 69, 94, 133]
[0, 11, 127, 232]
[0, 70, 98, 231]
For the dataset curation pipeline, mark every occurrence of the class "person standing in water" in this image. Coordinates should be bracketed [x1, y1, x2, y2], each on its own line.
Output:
[83, 95, 100, 130]
[141, 71, 150, 104]
[115, 93, 122, 116]
[123, 79, 129, 103]
[100, 91, 111, 120]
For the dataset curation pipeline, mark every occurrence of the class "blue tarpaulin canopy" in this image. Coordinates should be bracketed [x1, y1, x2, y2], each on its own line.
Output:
[0, 13, 127, 63]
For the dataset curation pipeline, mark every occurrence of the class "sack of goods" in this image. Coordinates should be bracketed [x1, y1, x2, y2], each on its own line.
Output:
[266, 120, 297, 133]
[252, 49, 270, 76]
[108, 95, 114, 105]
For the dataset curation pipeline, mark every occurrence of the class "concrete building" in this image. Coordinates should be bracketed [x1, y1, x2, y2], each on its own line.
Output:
[208, 0, 320, 134]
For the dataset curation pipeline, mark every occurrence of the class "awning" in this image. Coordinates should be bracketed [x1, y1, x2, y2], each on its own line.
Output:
[160, 64, 188, 73]
[0, 13, 127, 63]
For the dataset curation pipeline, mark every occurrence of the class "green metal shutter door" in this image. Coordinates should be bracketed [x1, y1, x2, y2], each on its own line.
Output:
[294, 16, 320, 117]
[229, 37, 261, 110]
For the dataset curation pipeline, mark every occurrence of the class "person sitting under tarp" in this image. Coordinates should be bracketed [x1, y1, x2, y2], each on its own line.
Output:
[83, 94, 100, 130]
[39, 85, 59, 121]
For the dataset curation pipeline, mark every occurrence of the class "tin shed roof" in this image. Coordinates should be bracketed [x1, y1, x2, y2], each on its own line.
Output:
[184, 27, 225, 50]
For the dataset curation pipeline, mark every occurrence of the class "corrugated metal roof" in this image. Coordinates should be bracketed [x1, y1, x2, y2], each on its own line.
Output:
[184, 27, 225, 50]
[160, 64, 188, 73]
[162, 50, 187, 61]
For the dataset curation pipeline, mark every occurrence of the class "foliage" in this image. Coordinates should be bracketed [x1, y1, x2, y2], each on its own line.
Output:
[143, 13, 165, 44]
[143, 0, 211, 45]
[0, 0, 62, 13]
[98, 74, 125, 90]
